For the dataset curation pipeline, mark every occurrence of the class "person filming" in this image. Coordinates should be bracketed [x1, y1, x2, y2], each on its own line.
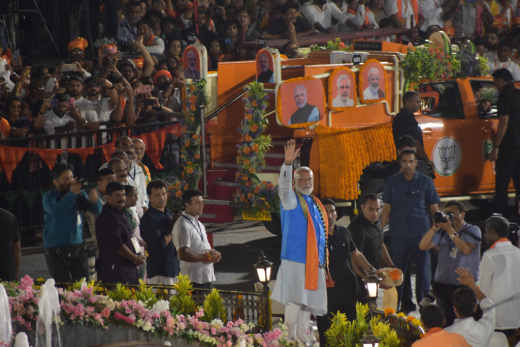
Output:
[419, 200, 481, 327]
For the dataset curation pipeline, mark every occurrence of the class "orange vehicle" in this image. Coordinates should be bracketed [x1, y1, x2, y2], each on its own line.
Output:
[201, 40, 506, 234]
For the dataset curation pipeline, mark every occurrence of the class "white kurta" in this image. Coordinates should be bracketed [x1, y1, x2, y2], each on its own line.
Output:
[270, 163, 327, 315]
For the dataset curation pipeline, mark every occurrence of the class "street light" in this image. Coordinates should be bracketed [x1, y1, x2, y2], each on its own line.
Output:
[254, 251, 273, 332]
[360, 270, 382, 347]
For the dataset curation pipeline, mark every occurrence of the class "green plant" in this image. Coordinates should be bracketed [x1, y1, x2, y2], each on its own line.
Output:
[107, 283, 133, 301]
[170, 274, 196, 315]
[201, 288, 227, 322]
[311, 37, 352, 51]
[134, 279, 158, 308]
[325, 303, 401, 347]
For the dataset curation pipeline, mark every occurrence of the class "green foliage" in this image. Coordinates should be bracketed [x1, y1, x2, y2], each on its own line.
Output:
[170, 274, 196, 315]
[107, 283, 133, 302]
[134, 279, 158, 308]
[311, 37, 352, 51]
[201, 288, 227, 322]
[325, 303, 401, 347]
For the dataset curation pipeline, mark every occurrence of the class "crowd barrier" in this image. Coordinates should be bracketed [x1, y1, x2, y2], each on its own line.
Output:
[0, 120, 182, 238]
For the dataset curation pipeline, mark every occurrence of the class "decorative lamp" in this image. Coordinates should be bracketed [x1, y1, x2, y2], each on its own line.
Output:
[363, 271, 382, 299]
[254, 251, 273, 283]
[360, 332, 381, 347]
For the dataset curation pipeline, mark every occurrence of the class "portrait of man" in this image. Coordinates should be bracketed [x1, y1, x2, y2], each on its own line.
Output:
[257, 53, 274, 83]
[289, 85, 320, 125]
[184, 50, 201, 80]
[363, 67, 385, 100]
[332, 74, 354, 108]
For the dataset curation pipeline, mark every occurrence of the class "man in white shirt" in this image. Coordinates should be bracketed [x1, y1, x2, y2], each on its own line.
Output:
[43, 94, 87, 149]
[173, 190, 222, 288]
[67, 76, 101, 130]
[487, 39, 520, 81]
[445, 267, 496, 347]
[363, 68, 385, 100]
[479, 215, 520, 346]
[76, 77, 118, 144]
[418, 0, 458, 32]
[301, 0, 349, 33]
[133, 20, 165, 55]
[385, 0, 423, 41]
[332, 75, 355, 107]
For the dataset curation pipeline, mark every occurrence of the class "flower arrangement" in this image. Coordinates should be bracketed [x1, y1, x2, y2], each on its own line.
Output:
[325, 303, 400, 347]
[402, 43, 460, 91]
[310, 37, 353, 52]
[456, 44, 489, 78]
[316, 123, 396, 200]
[165, 174, 190, 212]
[232, 82, 279, 214]
[379, 268, 404, 288]
[2, 275, 299, 347]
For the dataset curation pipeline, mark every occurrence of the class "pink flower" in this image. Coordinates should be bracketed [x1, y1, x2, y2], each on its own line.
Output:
[101, 307, 111, 318]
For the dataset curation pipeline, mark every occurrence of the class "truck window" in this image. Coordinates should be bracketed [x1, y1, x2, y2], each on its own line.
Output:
[418, 81, 464, 119]
[470, 80, 498, 118]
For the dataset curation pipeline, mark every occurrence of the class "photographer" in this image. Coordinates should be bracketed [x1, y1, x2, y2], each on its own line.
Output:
[43, 163, 102, 282]
[419, 200, 481, 327]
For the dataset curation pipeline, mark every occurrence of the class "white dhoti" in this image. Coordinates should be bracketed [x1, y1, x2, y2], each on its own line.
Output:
[272, 259, 328, 342]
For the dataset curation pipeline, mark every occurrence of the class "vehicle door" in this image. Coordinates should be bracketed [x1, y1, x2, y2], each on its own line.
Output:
[416, 80, 476, 196]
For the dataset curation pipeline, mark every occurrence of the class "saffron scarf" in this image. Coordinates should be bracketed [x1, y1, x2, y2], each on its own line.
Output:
[347, 7, 369, 26]
[145, 34, 155, 46]
[295, 190, 334, 290]
[489, 237, 509, 249]
[396, 0, 418, 27]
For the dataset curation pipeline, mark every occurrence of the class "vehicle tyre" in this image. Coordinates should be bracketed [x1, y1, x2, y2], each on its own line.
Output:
[263, 212, 282, 237]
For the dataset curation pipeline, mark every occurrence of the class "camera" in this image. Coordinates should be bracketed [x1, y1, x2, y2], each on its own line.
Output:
[433, 211, 454, 225]
[418, 290, 435, 311]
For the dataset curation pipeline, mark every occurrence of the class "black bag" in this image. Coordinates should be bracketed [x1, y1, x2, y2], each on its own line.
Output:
[55, 243, 85, 260]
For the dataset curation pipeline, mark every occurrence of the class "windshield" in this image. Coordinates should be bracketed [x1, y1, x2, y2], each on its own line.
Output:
[470, 80, 498, 117]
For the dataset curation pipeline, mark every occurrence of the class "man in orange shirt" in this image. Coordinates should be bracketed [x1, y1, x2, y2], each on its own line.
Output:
[412, 305, 471, 347]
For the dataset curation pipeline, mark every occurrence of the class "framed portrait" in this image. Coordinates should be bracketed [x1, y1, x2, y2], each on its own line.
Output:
[183, 46, 201, 80]
[328, 67, 357, 111]
[276, 77, 325, 128]
[358, 60, 387, 104]
[256, 49, 275, 84]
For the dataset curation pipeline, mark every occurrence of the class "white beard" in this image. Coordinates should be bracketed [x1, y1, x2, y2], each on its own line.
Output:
[295, 185, 313, 196]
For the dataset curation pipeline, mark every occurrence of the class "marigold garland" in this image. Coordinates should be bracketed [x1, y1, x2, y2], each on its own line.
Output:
[328, 66, 357, 111]
[316, 123, 396, 200]
[358, 59, 388, 104]
[167, 79, 207, 210]
[276, 76, 326, 128]
[231, 82, 280, 214]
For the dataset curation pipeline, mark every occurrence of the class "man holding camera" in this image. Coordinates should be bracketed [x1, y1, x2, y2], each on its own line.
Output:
[419, 200, 481, 327]
[43, 163, 102, 282]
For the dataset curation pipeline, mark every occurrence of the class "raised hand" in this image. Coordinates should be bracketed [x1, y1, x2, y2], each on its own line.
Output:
[284, 139, 300, 165]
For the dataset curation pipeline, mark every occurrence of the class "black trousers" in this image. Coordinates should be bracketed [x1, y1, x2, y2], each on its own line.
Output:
[44, 245, 89, 283]
[432, 282, 461, 327]
[495, 147, 520, 217]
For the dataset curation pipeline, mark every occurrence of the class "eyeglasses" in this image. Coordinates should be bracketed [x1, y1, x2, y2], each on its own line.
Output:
[297, 177, 313, 183]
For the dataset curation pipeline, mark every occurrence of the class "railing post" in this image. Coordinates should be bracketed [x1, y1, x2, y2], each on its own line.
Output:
[200, 105, 208, 197]
[263, 283, 270, 332]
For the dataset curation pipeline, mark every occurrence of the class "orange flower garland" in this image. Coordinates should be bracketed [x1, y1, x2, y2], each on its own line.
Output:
[358, 59, 388, 104]
[316, 123, 396, 200]
[328, 66, 357, 111]
[276, 76, 326, 129]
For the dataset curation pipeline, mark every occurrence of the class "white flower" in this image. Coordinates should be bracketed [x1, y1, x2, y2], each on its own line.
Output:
[143, 321, 153, 331]
[210, 319, 224, 329]
[178, 322, 186, 330]
[152, 300, 170, 314]
[240, 324, 249, 332]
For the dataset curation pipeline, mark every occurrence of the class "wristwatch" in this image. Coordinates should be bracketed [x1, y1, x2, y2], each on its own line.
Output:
[449, 232, 459, 240]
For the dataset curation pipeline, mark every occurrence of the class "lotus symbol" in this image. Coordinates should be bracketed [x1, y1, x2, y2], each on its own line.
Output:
[439, 145, 455, 171]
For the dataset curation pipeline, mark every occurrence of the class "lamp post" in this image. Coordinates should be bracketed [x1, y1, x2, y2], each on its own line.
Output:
[360, 270, 382, 347]
[254, 250, 273, 331]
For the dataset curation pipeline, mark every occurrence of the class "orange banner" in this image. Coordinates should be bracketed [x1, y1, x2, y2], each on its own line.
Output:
[0, 124, 182, 183]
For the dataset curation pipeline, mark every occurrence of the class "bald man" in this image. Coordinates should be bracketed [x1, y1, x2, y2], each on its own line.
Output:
[133, 138, 152, 184]
[332, 75, 354, 107]
[271, 139, 330, 343]
[289, 85, 319, 125]
[257, 54, 274, 83]
[363, 68, 385, 100]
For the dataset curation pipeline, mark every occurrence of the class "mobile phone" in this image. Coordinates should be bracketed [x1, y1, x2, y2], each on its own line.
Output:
[62, 64, 76, 72]
[187, 33, 196, 44]
[136, 85, 152, 94]
[143, 99, 155, 106]
[225, 38, 232, 47]
[50, 99, 59, 107]
[258, 36, 266, 46]
[103, 45, 117, 55]
[68, 97, 75, 107]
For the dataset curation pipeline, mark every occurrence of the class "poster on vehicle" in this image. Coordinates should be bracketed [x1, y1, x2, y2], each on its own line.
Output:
[432, 136, 463, 177]
[358, 60, 387, 104]
[328, 66, 356, 111]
